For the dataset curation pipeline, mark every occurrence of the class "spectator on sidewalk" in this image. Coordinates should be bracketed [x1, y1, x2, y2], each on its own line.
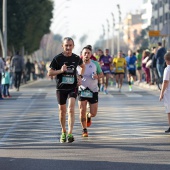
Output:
[142, 50, 150, 84]
[146, 47, 157, 85]
[31, 62, 36, 80]
[155, 42, 166, 82]
[11, 51, 24, 91]
[25, 59, 32, 81]
[34, 60, 41, 79]
[0, 56, 5, 99]
[1, 66, 11, 98]
[9, 56, 14, 88]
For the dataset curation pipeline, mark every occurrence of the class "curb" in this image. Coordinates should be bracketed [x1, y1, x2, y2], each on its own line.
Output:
[134, 81, 160, 91]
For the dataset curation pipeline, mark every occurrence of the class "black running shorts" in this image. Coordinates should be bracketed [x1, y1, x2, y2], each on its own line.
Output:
[78, 92, 98, 104]
[128, 70, 136, 76]
[56, 88, 78, 105]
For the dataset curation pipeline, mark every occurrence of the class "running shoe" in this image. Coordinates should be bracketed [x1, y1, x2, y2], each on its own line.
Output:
[104, 89, 108, 94]
[165, 127, 170, 133]
[129, 86, 132, 91]
[60, 132, 66, 143]
[67, 134, 74, 143]
[86, 112, 92, 127]
[82, 128, 88, 137]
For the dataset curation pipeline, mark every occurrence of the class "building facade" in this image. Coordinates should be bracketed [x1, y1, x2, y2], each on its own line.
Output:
[123, 13, 142, 50]
[151, 0, 170, 47]
[141, 0, 152, 29]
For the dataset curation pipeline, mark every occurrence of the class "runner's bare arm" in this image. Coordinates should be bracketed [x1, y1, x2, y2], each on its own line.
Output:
[79, 63, 85, 76]
[159, 80, 169, 101]
[48, 68, 63, 76]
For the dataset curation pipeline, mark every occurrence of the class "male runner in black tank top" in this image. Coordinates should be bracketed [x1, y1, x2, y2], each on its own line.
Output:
[48, 37, 85, 143]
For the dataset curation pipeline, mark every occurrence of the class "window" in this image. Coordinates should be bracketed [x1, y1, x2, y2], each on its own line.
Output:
[155, 4, 158, 10]
[165, 13, 168, 20]
[159, 1, 162, 7]
[142, 19, 148, 24]
[159, 16, 163, 22]
[142, 9, 147, 14]
[155, 18, 158, 25]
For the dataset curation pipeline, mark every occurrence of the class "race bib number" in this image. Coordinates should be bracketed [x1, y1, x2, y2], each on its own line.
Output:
[129, 65, 135, 69]
[103, 70, 110, 74]
[62, 75, 74, 84]
[117, 67, 123, 71]
[80, 90, 93, 98]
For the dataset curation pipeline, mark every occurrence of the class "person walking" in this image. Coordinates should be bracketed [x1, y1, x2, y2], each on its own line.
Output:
[11, 51, 24, 91]
[25, 59, 32, 81]
[77, 45, 103, 137]
[159, 52, 170, 133]
[48, 37, 85, 143]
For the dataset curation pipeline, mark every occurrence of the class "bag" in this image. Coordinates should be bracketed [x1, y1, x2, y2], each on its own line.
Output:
[146, 59, 152, 68]
[142, 56, 149, 64]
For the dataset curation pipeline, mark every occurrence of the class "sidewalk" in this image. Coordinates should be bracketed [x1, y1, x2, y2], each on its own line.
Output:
[134, 81, 160, 91]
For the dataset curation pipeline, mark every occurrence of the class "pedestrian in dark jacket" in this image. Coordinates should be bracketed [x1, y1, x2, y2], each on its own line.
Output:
[155, 42, 166, 81]
[11, 51, 24, 91]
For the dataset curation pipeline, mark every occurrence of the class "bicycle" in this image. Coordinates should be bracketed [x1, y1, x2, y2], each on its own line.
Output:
[154, 68, 162, 91]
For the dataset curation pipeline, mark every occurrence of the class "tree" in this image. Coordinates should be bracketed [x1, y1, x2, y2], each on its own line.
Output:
[79, 34, 87, 47]
[0, 0, 53, 54]
[134, 28, 149, 50]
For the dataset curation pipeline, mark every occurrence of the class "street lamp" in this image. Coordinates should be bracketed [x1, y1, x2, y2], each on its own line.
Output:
[2, 0, 7, 58]
[102, 24, 106, 49]
[106, 19, 110, 49]
[117, 4, 121, 54]
[111, 13, 115, 56]
[51, 0, 71, 34]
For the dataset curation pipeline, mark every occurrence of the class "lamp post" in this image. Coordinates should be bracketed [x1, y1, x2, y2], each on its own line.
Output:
[111, 13, 115, 56]
[51, 0, 71, 34]
[106, 19, 110, 49]
[102, 24, 105, 49]
[3, 0, 7, 58]
[117, 4, 121, 54]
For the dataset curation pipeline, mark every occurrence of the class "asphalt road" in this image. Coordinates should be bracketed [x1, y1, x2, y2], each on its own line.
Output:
[0, 79, 170, 170]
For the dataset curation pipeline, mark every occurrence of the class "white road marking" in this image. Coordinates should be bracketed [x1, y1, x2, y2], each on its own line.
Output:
[0, 99, 36, 145]
[125, 93, 143, 97]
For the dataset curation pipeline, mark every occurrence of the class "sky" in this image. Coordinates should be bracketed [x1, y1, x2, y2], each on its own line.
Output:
[50, 0, 143, 53]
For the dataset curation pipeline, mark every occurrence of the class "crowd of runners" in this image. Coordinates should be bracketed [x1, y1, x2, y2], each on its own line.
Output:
[47, 37, 170, 143]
